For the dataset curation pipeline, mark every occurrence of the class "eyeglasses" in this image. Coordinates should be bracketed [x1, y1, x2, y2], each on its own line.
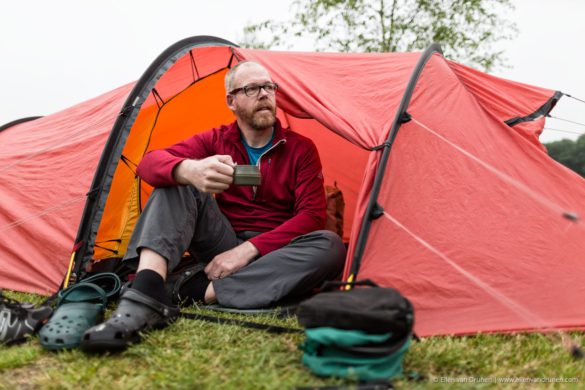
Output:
[229, 82, 278, 97]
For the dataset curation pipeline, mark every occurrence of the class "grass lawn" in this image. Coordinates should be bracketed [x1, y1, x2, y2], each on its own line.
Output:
[1, 290, 583, 389]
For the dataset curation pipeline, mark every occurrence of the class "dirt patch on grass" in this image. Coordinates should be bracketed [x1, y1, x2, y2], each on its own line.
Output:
[1, 357, 55, 390]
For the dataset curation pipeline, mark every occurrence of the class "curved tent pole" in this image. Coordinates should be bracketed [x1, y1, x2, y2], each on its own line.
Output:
[0, 116, 43, 133]
[347, 43, 444, 283]
[68, 36, 237, 286]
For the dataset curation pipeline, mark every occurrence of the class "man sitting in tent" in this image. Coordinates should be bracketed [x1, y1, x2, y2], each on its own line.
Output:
[82, 61, 346, 351]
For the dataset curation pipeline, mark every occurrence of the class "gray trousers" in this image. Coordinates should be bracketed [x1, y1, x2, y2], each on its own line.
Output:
[125, 186, 346, 308]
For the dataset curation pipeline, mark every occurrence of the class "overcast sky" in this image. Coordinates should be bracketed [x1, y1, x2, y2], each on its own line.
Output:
[1, 0, 583, 143]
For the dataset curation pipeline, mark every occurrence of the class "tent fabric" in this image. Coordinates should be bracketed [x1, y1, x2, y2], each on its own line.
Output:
[353, 54, 585, 335]
[0, 84, 133, 293]
[1, 37, 584, 337]
[446, 60, 561, 150]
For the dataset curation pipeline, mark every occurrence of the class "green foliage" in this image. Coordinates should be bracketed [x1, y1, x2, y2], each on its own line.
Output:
[242, 0, 517, 72]
[544, 134, 585, 177]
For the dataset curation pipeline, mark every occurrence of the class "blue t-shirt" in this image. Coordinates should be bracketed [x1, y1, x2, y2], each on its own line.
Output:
[242, 131, 275, 165]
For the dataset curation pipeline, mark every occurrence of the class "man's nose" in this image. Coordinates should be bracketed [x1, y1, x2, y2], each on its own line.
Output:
[258, 86, 270, 98]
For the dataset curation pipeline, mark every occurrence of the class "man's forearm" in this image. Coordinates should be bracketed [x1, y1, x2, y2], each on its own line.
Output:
[172, 159, 193, 185]
[240, 241, 260, 262]
[205, 241, 260, 280]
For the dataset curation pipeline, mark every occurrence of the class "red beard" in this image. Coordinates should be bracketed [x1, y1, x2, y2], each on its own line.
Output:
[237, 103, 276, 131]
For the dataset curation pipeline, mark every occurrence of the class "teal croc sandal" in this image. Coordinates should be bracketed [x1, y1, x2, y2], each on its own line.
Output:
[39, 283, 107, 350]
[39, 273, 122, 350]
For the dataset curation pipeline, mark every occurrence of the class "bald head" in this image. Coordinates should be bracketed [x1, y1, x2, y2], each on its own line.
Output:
[225, 61, 270, 93]
[225, 60, 277, 133]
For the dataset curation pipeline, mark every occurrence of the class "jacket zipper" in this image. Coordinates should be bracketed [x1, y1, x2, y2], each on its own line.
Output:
[253, 139, 286, 200]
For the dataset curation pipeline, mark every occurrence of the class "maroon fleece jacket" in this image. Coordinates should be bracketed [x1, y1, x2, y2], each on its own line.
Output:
[136, 119, 326, 256]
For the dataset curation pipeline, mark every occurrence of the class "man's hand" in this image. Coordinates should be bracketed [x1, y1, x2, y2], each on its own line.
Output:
[173, 155, 235, 193]
[205, 241, 260, 281]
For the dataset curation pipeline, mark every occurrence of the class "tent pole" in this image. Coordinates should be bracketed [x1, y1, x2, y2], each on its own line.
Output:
[0, 116, 43, 133]
[347, 43, 443, 282]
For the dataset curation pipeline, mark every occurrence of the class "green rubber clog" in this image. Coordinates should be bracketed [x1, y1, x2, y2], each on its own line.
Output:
[39, 283, 107, 350]
[39, 273, 121, 350]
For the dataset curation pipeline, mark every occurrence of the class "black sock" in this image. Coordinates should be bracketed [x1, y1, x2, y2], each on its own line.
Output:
[132, 269, 171, 305]
[178, 270, 210, 304]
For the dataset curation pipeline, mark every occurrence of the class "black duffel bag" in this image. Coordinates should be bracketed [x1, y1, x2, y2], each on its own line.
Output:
[297, 279, 414, 335]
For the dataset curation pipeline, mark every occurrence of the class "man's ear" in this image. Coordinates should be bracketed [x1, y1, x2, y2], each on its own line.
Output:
[226, 94, 236, 111]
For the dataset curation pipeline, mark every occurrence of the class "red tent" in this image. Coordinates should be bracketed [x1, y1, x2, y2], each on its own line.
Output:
[1, 36, 584, 336]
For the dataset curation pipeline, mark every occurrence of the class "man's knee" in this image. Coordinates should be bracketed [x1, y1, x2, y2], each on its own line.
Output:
[146, 186, 215, 217]
[302, 229, 343, 246]
[316, 229, 345, 252]
[145, 186, 185, 211]
[150, 185, 186, 198]
[299, 230, 346, 267]
[149, 185, 201, 203]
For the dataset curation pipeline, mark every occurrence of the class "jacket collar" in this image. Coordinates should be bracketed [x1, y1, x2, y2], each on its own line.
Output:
[225, 118, 286, 146]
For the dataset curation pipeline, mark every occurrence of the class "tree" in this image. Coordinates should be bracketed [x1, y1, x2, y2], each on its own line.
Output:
[242, 0, 517, 72]
[545, 135, 585, 177]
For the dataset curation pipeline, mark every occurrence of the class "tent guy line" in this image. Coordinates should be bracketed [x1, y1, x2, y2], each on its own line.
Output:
[0, 194, 87, 234]
[411, 117, 581, 224]
[544, 127, 585, 136]
[547, 114, 585, 128]
[564, 94, 585, 104]
[381, 210, 583, 355]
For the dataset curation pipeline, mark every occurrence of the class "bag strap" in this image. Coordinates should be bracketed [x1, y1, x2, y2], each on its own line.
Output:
[320, 279, 378, 291]
[179, 311, 303, 334]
